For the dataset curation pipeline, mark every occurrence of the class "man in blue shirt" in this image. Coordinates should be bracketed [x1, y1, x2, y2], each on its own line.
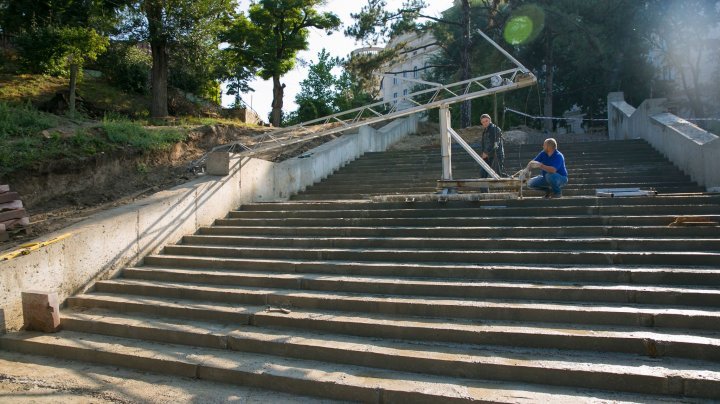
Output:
[527, 138, 568, 198]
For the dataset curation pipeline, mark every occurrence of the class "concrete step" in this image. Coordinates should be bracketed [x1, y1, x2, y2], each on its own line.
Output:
[63, 298, 720, 362]
[141, 255, 720, 286]
[290, 188, 707, 199]
[181, 234, 720, 253]
[89, 279, 720, 330]
[201, 225, 720, 238]
[216, 214, 720, 229]
[54, 309, 720, 399]
[300, 182, 702, 193]
[238, 194, 720, 210]
[227, 205, 720, 219]
[62, 294, 720, 360]
[319, 174, 694, 186]
[120, 267, 720, 307]
[161, 244, 720, 266]
[1, 330, 699, 403]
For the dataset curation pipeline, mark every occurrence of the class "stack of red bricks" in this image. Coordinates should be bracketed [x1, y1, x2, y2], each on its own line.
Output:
[0, 185, 29, 242]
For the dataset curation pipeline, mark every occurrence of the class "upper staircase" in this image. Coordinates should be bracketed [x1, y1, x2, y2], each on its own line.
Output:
[2, 138, 719, 402]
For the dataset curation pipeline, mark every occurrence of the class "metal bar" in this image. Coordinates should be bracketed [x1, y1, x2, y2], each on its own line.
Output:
[476, 29, 531, 73]
[448, 127, 500, 180]
[439, 105, 452, 181]
[215, 77, 535, 159]
[379, 73, 443, 88]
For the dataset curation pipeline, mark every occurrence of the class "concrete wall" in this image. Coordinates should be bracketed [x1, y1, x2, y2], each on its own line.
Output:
[239, 114, 419, 203]
[608, 92, 720, 191]
[0, 115, 418, 332]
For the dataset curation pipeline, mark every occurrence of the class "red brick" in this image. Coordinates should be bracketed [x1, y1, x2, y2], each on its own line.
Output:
[22, 291, 61, 333]
[0, 209, 27, 222]
[0, 192, 19, 204]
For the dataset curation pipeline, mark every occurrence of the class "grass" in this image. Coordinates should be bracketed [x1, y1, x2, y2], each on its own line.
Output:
[0, 73, 150, 118]
[0, 101, 58, 138]
[0, 102, 187, 179]
[101, 117, 186, 150]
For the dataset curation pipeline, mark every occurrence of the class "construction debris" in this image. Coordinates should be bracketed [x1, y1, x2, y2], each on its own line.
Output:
[596, 188, 658, 197]
[669, 216, 720, 227]
[0, 185, 30, 242]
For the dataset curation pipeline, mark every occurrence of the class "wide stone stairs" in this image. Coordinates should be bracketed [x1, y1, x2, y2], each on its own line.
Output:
[2, 138, 720, 402]
[294, 139, 705, 199]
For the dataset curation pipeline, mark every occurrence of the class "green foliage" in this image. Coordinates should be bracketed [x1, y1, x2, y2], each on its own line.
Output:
[291, 49, 340, 124]
[15, 25, 108, 76]
[0, 102, 186, 178]
[0, 101, 58, 138]
[101, 117, 185, 151]
[96, 42, 151, 94]
[224, 0, 341, 126]
[284, 50, 375, 126]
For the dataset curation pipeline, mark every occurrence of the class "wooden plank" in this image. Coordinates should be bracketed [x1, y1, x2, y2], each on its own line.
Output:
[437, 179, 521, 190]
[0, 200, 23, 211]
[0, 192, 20, 204]
[0, 184, 9, 193]
[1, 216, 30, 230]
[0, 209, 27, 223]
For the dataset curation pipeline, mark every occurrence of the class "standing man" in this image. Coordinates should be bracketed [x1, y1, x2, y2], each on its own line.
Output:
[479, 114, 505, 178]
[528, 138, 568, 198]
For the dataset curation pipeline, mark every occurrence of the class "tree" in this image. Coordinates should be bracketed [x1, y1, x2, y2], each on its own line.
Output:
[121, 0, 236, 117]
[292, 49, 339, 124]
[642, 0, 720, 119]
[60, 27, 109, 116]
[285, 49, 375, 126]
[224, 0, 341, 127]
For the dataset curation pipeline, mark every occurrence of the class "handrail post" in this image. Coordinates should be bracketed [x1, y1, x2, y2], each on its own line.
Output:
[439, 104, 453, 180]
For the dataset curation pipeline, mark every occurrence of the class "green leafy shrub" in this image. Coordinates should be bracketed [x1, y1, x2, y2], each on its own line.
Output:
[96, 42, 151, 95]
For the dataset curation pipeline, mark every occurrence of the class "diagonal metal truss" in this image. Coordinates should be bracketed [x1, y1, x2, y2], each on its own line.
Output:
[193, 29, 537, 173]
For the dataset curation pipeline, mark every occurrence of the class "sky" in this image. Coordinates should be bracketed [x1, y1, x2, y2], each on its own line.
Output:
[225, 0, 450, 122]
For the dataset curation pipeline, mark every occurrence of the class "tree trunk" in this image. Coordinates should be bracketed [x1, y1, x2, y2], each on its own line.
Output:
[68, 62, 79, 118]
[543, 31, 554, 133]
[271, 74, 285, 127]
[146, 1, 169, 118]
[150, 40, 169, 118]
[459, 0, 472, 128]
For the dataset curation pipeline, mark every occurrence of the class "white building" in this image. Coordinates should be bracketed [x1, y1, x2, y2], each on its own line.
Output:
[379, 31, 442, 110]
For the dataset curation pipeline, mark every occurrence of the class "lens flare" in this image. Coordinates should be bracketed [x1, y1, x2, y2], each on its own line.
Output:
[503, 5, 546, 46]
[504, 15, 533, 45]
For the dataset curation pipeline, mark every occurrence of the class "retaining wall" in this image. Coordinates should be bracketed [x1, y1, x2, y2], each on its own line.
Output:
[0, 115, 418, 332]
[608, 92, 720, 191]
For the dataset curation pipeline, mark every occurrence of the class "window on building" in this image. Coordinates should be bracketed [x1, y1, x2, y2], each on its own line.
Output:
[393, 75, 398, 85]
[403, 89, 408, 96]
[413, 66, 418, 78]
[393, 92, 398, 99]
[403, 71, 407, 78]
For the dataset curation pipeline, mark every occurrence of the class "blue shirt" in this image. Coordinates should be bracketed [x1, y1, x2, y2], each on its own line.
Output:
[533, 150, 568, 177]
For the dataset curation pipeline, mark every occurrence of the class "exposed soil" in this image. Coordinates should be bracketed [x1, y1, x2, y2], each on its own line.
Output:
[0, 122, 357, 252]
[1, 124, 273, 251]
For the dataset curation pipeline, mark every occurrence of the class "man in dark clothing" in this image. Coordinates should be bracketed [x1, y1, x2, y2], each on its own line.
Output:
[527, 138, 569, 198]
[479, 114, 505, 178]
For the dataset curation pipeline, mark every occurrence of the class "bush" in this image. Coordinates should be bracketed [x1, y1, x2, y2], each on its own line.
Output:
[101, 117, 185, 151]
[14, 27, 69, 75]
[96, 42, 151, 95]
[0, 101, 58, 138]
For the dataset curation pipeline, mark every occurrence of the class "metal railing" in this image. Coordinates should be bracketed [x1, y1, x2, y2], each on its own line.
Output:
[194, 28, 537, 193]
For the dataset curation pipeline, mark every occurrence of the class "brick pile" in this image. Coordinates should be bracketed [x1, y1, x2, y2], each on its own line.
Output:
[0, 184, 29, 242]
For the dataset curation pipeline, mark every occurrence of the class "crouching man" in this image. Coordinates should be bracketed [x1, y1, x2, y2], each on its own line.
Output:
[528, 138, 568, 198]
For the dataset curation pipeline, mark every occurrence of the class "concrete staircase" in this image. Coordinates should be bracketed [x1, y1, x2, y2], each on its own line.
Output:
[2, 138, 720, 402]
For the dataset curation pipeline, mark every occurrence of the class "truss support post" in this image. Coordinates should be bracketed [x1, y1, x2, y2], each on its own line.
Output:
[440, 104, 452, 181]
